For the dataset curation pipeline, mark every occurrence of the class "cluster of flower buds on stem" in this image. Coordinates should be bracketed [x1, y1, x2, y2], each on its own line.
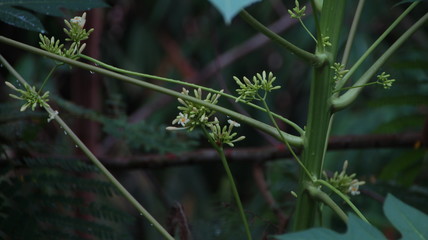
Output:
[167, 88, 245, 147]
[323, 160, 365, 197]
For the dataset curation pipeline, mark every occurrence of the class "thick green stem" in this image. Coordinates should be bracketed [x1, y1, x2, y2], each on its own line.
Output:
[0, 55, 175, 240]
[292, 0, 346, 231]
[0, 36, 303, 146]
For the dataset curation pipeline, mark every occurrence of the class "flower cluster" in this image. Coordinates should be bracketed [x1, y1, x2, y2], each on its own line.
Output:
[168, 88, 245, 147]
[331, 62, 349, 82]
[323, 160, 365, 197]
[288, 0, 306, 19]
[5, 81, 50, 112]
[233, 71, 280, 102]
[207, 118, 246, 147]
[376, 72, 395, 89]
[39, 13, 93, 60]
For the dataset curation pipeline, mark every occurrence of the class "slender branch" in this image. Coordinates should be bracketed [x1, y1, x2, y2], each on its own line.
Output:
[335, 1, 419, 90]
[79, 54, 305, 135]
[0, 54, 175, 240]
[201, 127, 252, 240]
[306, 185, 348, 224]
[333, 12, 428, 111]
[239, 10, 324, 66]
[341, 0, 365, 67]
[0, 36, 303, 146]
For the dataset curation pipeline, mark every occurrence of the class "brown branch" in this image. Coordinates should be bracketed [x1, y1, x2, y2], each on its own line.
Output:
[253, 164, 289, 233]
[4, 132, 421, 170]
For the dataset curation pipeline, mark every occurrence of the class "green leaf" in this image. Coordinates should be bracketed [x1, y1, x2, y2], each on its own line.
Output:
[207, 0, 261, 24]
[384, 194, 428, 240]
[0, 0, 108, 32]
[274, 214, 385, 240]
[9, 0, 109, 17]
[0, 6, 45, 32]
[274, 194, 428, 240]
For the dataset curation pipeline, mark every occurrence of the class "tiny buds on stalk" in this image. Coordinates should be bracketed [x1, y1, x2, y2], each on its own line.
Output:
[331, 62, 349, 82]
[288, 0, 306, 19]
[5, 81, 50, 112]
[376, 72, 395, 89]
[234, 71, 280, 102]
[171, 88, 223, 131]
[323, 160, 365, 197]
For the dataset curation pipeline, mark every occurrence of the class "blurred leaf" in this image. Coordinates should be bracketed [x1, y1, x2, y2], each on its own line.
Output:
[384, 194, 428, 239]
[275, 194, 428, 240]
[368, 95, 428, 108]
[274, 214, 386, 240]
[379, 150, 425, 186]
[0, 6, 45, 32]
[0, 0, 108, 32]
[372, 115, 425, 133]
[207, 0, 261, 24]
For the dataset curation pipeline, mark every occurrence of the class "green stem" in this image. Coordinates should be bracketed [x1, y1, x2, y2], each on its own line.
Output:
[316, 179, 369, 223]
[38, 63, 62, 94]
[292, 0, 346, 231]
[0, 54, 175, 240]
[299, 18, 318, 44]
[335, 1, 419, 90]
[341, 0, 365, 67]
[260, 97, 312, 180]
[0, 36, 303, 146]
[239, 10, 324, 66]
[306, 185, 348, 224]
[79, 54, 305, 135]
[201, 127, 252, 240]
[333, 11, 428, 111]
[332, 81, 378, 93]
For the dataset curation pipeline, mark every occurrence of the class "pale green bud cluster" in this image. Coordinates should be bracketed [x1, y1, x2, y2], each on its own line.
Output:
[5, 81, 50, 112]
[39, 12, 93, 60]
[376, 72, 395, 89]
[233, 71, 280, 102]
[207, 118, 246, 147]
[168, 88, 245, 147]
[323, 160, 365, 197]
[331, 62, 349, 82]
[288, 0, 306, 19]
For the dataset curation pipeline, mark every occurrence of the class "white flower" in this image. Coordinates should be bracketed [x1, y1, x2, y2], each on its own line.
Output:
[227, 119, 240, 127]
[47, 110, 59, 123]
[172, 112, 190, 127]
[70, 12, 87, 28]
[348, 180, 365, 196]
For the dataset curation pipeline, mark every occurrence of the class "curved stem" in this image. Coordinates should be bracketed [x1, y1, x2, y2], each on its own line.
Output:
[316, 179, 369, 223]
[341, 0, 365, 67]
[0, 36, 303, 146]
[333, 11, 428, 111]
[260, 97, 312, 181]
[0, 54, 175, 240]
[335, 1, 419, 90]
[79, 54, 305, 136]
[299, 18, 318, 44]
[239, 10, 324, 66]
[201, 127, 252, 240]
[306, 185, 348, 224]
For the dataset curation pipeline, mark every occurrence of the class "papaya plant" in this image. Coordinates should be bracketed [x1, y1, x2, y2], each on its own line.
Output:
[0, 0, 427, 239]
